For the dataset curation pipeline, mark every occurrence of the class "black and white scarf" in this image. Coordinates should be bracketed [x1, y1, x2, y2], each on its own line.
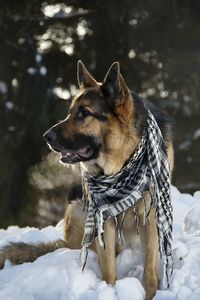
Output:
[80, 109, 173, 284]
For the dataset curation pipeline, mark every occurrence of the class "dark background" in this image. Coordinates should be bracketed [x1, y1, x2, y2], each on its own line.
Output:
[0, 0, 199, 228]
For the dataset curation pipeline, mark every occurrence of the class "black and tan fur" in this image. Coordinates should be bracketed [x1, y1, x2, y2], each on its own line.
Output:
[0, 61, 174, 300]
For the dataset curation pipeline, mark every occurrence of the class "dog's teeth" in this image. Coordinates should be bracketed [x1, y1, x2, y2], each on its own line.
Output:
[61, 152, 70, 158]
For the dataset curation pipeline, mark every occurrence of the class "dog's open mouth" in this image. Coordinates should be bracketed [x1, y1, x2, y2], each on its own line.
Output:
[60, 146, 93, 163]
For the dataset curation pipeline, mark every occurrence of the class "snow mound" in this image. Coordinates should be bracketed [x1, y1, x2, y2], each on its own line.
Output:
[116, 278, 145, 300]
[184, 203, 200, 234]
[0, 185, 200, 300]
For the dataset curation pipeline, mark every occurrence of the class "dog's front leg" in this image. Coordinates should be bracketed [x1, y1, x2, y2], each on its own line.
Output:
[95, 217, 117, 284]
[137, 195, 158, 300]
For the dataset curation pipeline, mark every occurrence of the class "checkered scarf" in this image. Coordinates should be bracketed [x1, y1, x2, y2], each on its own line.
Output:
[80, 109, 173, 284]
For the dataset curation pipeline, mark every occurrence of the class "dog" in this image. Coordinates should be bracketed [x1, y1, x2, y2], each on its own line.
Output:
[0, 61, 174, 300]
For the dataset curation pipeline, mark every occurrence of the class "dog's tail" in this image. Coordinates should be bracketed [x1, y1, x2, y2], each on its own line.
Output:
[0, 240, 68, 269]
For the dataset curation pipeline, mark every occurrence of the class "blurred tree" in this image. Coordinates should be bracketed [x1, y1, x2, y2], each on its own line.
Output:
[0, 0, 199, 227]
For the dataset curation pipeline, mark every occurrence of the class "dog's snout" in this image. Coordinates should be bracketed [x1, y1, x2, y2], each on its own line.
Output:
[43, 130, 57, 144]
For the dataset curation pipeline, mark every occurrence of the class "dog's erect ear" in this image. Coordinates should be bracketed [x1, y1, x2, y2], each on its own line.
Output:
[102, 62, 132, 121]
[101, 62, 121, 98]
[102, 62, 130, 103]
[77, 60, 97, 88]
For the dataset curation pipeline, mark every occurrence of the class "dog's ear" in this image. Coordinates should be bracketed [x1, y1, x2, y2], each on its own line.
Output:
[101, 62, 121, 98]
[102, 62, 130, 103]
[102, 62, 133, 121]
[101, 62, 130, 100]
[77, 60, 97, 88]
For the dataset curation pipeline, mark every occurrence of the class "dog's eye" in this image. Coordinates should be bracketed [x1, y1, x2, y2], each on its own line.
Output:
[77, 107, 91, 121]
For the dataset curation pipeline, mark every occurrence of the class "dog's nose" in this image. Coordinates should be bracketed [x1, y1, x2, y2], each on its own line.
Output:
[43, 130, 57, 143]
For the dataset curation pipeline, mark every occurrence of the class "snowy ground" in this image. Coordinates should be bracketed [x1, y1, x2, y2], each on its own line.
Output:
[0, 186, 200, 300]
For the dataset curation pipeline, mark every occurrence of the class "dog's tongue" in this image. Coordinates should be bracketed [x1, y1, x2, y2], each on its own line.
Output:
[61, 146, 92, 159]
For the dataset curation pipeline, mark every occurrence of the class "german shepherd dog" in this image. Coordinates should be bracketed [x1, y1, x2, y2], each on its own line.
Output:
[0, 61, 174, 300]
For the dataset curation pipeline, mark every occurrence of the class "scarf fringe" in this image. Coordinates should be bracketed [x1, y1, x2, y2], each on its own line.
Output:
[80, 245, 88, 271]
[96, 210, 104, 247]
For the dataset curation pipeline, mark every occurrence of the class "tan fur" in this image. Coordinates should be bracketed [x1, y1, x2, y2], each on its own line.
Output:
[136, 195, 159, 300]
[0, 240, 67, 269]
[63, 201, 85, 248]
[95, 218, 117, 284]
[167, 142, 174, 174]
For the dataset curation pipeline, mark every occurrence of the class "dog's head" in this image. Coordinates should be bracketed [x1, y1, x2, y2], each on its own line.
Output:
[43, 61, 138, 174]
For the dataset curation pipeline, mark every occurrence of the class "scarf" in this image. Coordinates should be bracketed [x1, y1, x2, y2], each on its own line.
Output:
[80, 109, 173, 284]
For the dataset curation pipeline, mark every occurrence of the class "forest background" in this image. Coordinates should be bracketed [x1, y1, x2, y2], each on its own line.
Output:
[0, 0, 199, 228]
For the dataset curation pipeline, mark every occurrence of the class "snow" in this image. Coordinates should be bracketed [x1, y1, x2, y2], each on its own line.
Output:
[193, 128, 200, 140]
[0, 81, 7, 94]
[35, 54, 42, 64]
[53, 87, 71, 100]
[40, 66, 47, 76]
[5, 101, 14, 110]
[115, 278, 145, 300]
[0, 185, 200, 300]
[27, 68, 37, 75]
